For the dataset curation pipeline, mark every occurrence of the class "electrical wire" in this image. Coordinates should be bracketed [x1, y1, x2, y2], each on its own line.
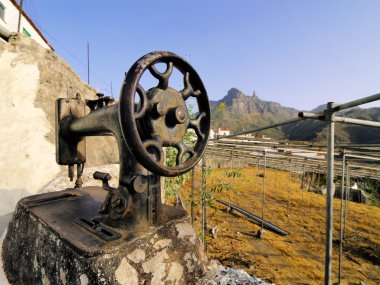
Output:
[24, 1, 111, 91]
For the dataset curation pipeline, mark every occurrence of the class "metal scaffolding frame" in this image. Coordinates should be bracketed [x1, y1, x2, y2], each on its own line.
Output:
[208, 92, 380, 285]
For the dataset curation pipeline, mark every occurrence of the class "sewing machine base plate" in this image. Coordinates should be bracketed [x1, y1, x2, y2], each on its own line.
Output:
[2, 188, 205, 284]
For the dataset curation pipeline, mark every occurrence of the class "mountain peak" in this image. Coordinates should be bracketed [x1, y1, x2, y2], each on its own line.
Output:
[225, 88, 246, 99]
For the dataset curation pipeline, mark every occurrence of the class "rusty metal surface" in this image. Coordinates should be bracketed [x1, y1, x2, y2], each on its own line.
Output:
[18, 187, 186, 257]
[54, 51, 210, 230]
[56, 98, 86, 165]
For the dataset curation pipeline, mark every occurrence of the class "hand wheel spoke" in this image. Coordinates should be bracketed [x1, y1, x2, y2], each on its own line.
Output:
[189, 112, 207, 140]
[175, 141, 195, 166]
[135, 84, 148, 119]
[181, 72, 202, 100]
[143, 139, 164, 164]
[148, 62, 173, 90]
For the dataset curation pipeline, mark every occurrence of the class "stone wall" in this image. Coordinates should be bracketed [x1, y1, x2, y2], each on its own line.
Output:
[0, 34, 118, 215]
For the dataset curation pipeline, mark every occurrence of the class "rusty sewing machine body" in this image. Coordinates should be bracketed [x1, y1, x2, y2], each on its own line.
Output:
[7, 51, 211, 254]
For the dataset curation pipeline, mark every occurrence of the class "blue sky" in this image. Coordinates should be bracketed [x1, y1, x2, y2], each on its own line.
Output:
[24, 0, 380, 110]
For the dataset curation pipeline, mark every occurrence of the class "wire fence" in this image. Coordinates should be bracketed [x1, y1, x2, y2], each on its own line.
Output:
[180, 93, 380, 285]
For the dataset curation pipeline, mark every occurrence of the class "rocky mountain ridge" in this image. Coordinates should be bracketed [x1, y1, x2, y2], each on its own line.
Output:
[211, 88, 380, 142]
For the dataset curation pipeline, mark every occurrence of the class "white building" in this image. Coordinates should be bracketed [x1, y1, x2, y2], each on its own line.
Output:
[0, 0, 52, 49]
[217, 128, 230, 136]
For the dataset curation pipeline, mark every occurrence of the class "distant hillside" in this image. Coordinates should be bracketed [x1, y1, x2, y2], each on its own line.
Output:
[210, 88, 298, 138]
[211, 88, 380, 143]
[283, 107, 380, 143]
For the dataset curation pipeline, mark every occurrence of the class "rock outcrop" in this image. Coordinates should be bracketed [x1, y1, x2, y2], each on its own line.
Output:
[210, 88, 298, 138]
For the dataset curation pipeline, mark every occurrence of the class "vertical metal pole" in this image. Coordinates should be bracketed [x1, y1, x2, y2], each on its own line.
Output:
[261, 151, 267, 231]
[229, 150, 233, 169]
[257, 159, 261, 196]
[301, 170, 305, 208]
[252, 160, 256, 196]
[325, 102, 336, 285]
[308, 172, 314, 192]
[17, 0, 24, 33]
[87, 42, 90, 84]
[191, 167, 195, 226]
[301, 164, 306, 189]
[201, 158, 207, 253]
[110, 81, 113, 97]
[287, 160, 291, 217]
[316, 171, 321, 189]
[338, 150, 346, 284]
[343, 164, 350, 239]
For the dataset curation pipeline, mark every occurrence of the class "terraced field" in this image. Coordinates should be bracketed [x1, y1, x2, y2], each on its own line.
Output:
[171, 166, 380, 285]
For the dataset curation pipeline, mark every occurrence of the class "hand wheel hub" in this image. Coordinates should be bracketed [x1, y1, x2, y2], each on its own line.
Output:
[146, 87, 188, 146]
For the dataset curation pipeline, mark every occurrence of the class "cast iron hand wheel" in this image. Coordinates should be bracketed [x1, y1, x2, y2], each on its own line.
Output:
[119, 51, 210, 177]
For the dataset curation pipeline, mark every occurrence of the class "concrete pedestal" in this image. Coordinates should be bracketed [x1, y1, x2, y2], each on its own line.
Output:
[2, 188, 206, 285]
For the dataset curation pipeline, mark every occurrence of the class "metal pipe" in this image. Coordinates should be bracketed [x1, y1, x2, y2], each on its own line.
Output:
[334, 116, 380, 128]
[344, 153, 380, 161]
[298, 112, 325, 120]
[216, 199, 289, 236]
[333, 92, 380, 112]
[325, 102, 336, 285]
[17, 0, 23, 33]
[299, 93, 380, 120]
[87, 42, 90, 84]
[336, 143, 380, 148]
[338, 150, 346, 284]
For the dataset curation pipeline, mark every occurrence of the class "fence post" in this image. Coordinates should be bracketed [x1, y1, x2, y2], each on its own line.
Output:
[287, 160, 292, 217]
[201, 157, 207, 253]
[343, 164, 350, 239]
[191, 167, 195, 226]
[261, 151, 267, 231]
[325, 102, 336, 285]
[338, 150, 346, 284]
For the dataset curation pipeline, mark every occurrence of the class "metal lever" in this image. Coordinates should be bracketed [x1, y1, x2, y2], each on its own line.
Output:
[93, 171, 123, 215]
[93, 171, 114, 192]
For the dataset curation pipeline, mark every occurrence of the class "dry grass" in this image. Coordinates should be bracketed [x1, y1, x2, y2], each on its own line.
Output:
[173, 166, 380, 285]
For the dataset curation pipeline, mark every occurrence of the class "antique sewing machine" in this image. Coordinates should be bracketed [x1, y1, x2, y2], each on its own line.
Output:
[2, 51, 210, 284]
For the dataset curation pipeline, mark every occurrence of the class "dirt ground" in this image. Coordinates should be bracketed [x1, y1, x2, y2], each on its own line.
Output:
[170, 166, 380, 285]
